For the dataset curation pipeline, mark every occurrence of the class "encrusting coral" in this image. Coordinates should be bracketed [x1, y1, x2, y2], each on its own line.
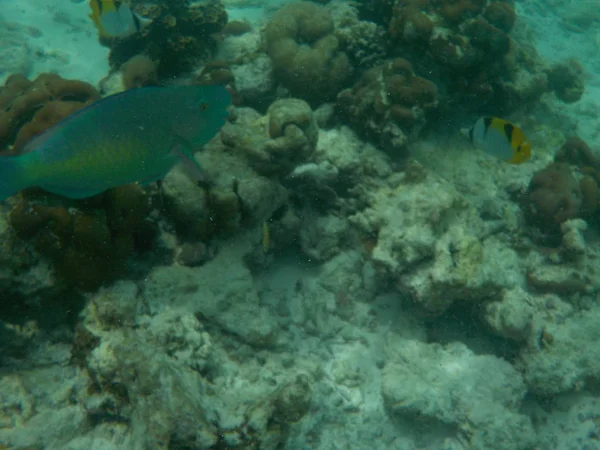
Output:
[264, 1, 352, 104]
[0, 73, 100, 155]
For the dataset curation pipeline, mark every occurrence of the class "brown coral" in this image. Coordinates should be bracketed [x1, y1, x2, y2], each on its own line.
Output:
[8, 185, 154, 291]
[555, 136, 600, 170]
[554, 136, 600, 217]
[0, 73, 100, 155]
[521, 163, 582, 234]
[337, 58, 437, 154]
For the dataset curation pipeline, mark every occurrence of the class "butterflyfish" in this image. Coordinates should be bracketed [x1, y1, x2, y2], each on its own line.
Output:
[462, 116, 532, 164]
[0, 85, 232, 201]
[88, 0, 151, 38]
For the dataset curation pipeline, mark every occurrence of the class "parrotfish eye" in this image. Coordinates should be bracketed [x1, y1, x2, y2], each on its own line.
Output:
[200, 103, 208, 111]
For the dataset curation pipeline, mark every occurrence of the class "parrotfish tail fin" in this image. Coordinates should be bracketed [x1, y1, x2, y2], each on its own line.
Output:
[0, 157, 25, 201]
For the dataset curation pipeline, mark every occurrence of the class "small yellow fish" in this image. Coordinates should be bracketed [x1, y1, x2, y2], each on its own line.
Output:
[88, 0, 151, 38]
[462, 116, 532, 164]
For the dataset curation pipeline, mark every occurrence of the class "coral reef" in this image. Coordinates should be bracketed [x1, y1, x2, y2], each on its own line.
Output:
[4, 1, 600, 449]
[352, 0, 576, 119]
[0, 73, 100, 155]
[387, 0, 514, 60]
[104, 0, 228, 78]
[264, 1, 351, 104]
[337, 58, 438, 155]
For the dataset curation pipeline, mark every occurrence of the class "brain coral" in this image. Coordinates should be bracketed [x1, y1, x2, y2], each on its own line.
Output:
[337, 58, 438, 155]
[265, 1, 351, 105]
[0, 73, 100, 155]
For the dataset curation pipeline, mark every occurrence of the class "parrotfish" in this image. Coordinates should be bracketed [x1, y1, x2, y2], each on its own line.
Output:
[0, 85, 232, 201]
[88, 0, 151, 38]
[462, 116, 532, 164]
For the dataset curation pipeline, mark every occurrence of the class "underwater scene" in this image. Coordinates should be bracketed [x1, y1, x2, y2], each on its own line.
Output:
[1, 0, 600, 449]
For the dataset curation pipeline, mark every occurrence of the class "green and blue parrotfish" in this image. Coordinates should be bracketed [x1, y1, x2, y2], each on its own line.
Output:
[0, 85, 232, 200]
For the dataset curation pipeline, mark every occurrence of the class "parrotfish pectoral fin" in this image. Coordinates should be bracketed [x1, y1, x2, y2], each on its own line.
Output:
[171, 136, 206, 184]
[0, 156, 26, 201]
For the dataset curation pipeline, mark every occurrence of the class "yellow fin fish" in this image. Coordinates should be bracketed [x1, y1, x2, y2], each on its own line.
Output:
[462, 116, 532, 164]
[88, 0, 152, 38]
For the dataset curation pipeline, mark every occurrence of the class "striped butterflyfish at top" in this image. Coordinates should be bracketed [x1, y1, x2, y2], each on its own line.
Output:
[88, 0, 152, 38]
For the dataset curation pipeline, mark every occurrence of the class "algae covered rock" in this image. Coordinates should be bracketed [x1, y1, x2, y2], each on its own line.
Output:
[221, 99, 318, 177]
[382, 339, 536, 449]
[350, 161, 522, 313]
[519, 306, 600, 396]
